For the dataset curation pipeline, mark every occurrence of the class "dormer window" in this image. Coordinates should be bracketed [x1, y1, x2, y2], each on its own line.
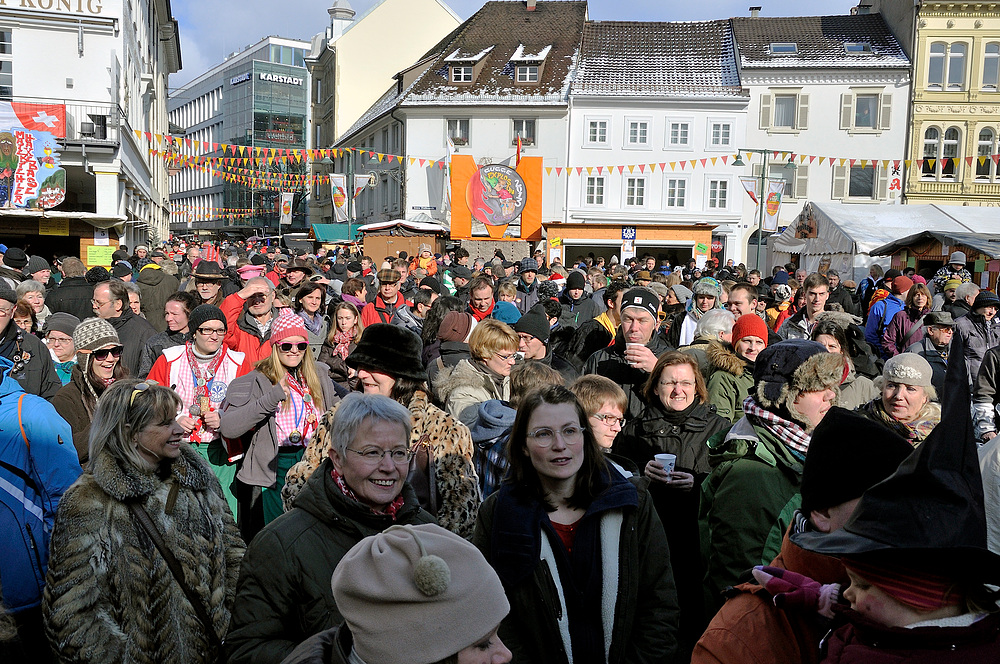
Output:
[769, 42, 797, 55]
[516, 65, 538, 83]
[845, 42, 873, 54]
[452, 66, 473, 83]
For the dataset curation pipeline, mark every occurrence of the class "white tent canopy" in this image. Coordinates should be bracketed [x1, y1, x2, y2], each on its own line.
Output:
[770, 202, 997, 282]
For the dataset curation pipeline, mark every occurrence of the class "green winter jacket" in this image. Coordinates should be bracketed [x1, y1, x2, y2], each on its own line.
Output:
[224, 457, 435, 664]
[698, 416, 804, 615]
[705, 341, 754, 423]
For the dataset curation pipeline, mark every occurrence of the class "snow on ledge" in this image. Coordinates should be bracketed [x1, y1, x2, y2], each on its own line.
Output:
[443, 45, 495, 62]
[510, 44, 552, 61]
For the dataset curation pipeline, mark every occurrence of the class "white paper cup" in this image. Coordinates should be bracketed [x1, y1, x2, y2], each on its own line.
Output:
[654, 453, 676, 478]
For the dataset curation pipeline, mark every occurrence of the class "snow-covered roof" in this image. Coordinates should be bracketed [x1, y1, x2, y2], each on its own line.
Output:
[443, 45, 494, 62]
[510, 44, 552, 61]
[357, 219, 449, 233]
[732, 14, 909, 70]
[571, 20, 746, 98]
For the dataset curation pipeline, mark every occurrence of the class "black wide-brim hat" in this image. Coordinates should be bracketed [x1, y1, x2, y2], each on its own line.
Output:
[193, 261, 227, 279]
[346, 323, 428, 383]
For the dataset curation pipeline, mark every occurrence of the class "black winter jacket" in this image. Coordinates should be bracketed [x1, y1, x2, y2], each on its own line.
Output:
[44, 276, 94, 322]
[106, 309, 156, 378]
[0, 321, 60, 399]
[584, 331, 674, 419]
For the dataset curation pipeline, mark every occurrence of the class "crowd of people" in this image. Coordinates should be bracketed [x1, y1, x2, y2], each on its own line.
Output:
[2, 237, 1000, 664]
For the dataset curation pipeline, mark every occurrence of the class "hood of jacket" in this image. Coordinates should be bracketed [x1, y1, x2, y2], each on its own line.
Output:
[292, 456, 423, 530]
[136, 264, 166, 286]
[90, 444, 214, 501]
[705, 340, 748, 377]
[0, 355, 21, 399]
[107, 308, 137, 330]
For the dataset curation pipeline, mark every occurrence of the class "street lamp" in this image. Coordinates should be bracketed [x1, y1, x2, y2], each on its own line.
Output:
[735, 148, 796, 271]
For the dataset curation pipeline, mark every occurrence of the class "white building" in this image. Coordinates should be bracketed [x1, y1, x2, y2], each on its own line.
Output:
[565, 19, 749, 264]
[334, 0, 587, 234]
[732, 12, 911, 267]
[0, 0, 180, 256]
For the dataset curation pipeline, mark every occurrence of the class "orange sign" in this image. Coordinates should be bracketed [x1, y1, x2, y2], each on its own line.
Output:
[450, 155, 542, 241]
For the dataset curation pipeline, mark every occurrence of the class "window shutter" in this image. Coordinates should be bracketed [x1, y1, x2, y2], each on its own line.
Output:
[877, 166, 889, 199]
[797, 94, 809, 130]
[759, 94, 772, 130]
[880, 94, 892, 130]
[795, 165, 809, 199]
[840, 93, 854, 130]
[832, 165, 847, 199]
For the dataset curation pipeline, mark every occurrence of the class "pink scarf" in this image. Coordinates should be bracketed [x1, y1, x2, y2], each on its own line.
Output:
[332, 330, 353, 359]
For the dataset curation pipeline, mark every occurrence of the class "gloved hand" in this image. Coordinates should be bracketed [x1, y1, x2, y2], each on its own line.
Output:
[752, 566, 841, 619]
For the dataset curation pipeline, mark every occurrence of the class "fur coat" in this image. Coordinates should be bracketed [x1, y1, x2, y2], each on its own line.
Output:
[282, 389, 481, 538]
[43, 445, 245, 664]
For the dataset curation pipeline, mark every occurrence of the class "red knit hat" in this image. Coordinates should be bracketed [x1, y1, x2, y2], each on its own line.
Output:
[732, 314, 769, 347]
[270, 310, 309, 345]
[890, 276, 914, 295]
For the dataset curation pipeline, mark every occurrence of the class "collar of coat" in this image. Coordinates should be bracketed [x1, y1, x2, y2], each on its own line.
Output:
[706, 340, 749, 377]
[90, 444, 214, 501]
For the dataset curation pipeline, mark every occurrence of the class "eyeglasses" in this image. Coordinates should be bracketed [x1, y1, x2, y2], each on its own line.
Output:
[92, 345, 124, 361]
[91, 298, 112, 307]
[129, 380, 159, 407]
[527, 425, 586, 446]
[346, 447, 414, 465]
[592, 413, 626, 427]
[278, 342, 309, 352]
[494, 351, 517, 363]
[195, 279, 220, 287]
[659, 380, 695, 389]
[47, 336, 73, 345]
[196, 327, 226, 337]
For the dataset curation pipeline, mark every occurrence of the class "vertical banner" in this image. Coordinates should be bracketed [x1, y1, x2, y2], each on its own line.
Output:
[279, 192, 294, 225]
[739, 176, 760, 204]
[449, 154, 477, 240]
[352, 175, 368, 199]
[763, 179, 784, 232]
[330, 174, 348, 222]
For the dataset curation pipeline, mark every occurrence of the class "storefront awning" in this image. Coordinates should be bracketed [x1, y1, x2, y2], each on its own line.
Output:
[309, 223, 357, 242]
[0, 208, 127, 232]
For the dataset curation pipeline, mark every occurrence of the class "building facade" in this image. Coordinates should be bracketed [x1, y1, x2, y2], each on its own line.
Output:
[869, 0, 1000, 207]
[168, 36, 310, 238]
[732, 13, 911, 267]
[0, 0, 180, 258]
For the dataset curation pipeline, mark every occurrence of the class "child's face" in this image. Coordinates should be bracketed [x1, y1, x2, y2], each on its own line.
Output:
[843, 570, 922, 628]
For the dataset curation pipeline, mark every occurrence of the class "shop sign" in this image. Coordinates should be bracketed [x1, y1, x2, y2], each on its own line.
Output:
[711, 239, 723, 253]
[259, 72, 304, 86]
[467, 164, 526, 226]
[230, 73, 252, 86]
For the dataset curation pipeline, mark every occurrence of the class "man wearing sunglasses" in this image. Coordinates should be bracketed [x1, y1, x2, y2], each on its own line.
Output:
[93, 280, 156, 378]
[0, 286, 60, 399]
[148, 303, 248, 515]
[221, 276, 281, 364]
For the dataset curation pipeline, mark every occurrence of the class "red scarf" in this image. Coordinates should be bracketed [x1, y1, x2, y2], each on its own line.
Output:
[469, 299, 495, 322]
[331, 467, 405, 519]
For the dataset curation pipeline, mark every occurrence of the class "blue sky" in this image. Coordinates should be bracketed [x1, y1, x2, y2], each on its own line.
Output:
[171, 0, 861, 87]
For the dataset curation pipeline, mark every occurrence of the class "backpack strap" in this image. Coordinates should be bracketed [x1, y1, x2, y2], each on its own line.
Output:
[17, 393, 29, 451]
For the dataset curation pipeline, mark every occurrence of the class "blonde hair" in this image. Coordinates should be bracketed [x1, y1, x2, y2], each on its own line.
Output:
[510, 361, 565, 409]
[570, 375, 627, 417]
[88, 380, 182, 472]
[256, 344, 327, 413]
[497, 282, 517, 301]
[469, 319, 518, 361]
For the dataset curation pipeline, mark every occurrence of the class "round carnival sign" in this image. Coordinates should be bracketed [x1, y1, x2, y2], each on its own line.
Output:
[466, 164, 527, 226]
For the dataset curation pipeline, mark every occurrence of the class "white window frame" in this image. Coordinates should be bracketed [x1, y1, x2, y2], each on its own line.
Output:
[663, 176, 689, 209]
[516, 65, 539, 83]
[706, 178, 731, 211]
[584, 175, 606, 206]
[707, 119, 733, 150]
[976, 127, 997, 181]
[927, 42, 967, 91]
[832, 163, 889, 202]
[984, 42, 1000, 91]
[584, 116, 610, 148]
[512, 118, 536, 146]
[624, 116, 652, 150]
[0, 28, 11, 101]
[664, 117, 693, 150]
[451, 66, 473, 83]
[760, 89, 808, 134]
[624, 176, 647, 207]
[840, 88, 891, 134]
[447, 119, 470, 146]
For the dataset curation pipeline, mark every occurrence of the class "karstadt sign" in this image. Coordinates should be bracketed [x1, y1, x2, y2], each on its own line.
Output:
[258, 72, 303, 86]
[0, 0, 104, 14]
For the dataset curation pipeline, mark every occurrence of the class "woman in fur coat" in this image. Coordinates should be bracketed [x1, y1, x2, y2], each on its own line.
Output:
[43, 379, 245, 664]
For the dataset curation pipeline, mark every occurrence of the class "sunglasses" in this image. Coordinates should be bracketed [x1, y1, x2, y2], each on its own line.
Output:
[278, 342, 308, 352]
[92, 345, 124, 361]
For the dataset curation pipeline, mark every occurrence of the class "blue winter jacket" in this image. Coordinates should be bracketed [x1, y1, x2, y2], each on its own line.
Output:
[864, 294, 904, 356]
[0, 355, 79, 613]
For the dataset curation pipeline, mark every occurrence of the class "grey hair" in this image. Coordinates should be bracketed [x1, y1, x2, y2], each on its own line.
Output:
[956, 282, 980, 300]
[123, 281, 141, 296]
[246, 276, 275, 291]
[16, 280, 44, 297]
[695, 309, 736, 341]
[328, 392, 411, 458]
[873, 375, 937, 403]
[826, 269, 839, 278]
[88, 379, 182, 472]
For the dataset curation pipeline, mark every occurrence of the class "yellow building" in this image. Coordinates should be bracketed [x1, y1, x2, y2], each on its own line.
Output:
[870, 0, 1000, 206]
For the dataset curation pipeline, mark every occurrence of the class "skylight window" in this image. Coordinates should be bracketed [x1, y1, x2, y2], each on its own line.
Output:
[769, 42, 798, 55]
[845, 42, 873, 54]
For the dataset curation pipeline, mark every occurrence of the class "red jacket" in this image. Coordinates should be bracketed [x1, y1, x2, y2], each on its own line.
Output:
[692, 528, 848, 664]
[361, 293, 405, 327]
[220, 291, 274, 365]
[265, 269, 282, 287]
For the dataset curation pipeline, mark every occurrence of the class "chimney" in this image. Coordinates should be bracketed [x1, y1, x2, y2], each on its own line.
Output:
[749, 6, 761, 17]
[527, 0, 537, 11]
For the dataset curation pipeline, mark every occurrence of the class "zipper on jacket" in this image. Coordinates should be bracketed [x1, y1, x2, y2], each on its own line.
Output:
[25, 521, 45, 581]
[539, 560, 562, 621]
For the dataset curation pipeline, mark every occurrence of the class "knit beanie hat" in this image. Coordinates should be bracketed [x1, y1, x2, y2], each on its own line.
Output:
[420, 276, 442, 294]
[880, 353, 933, 389]
[566, 271, 587, 291]
[24, 255, 50, 274]
[112, 262, 133, 279]
[800, 407, 913, 516]
[0, 285, 16, 305]
[620, 288, 659, 320]
[438, 311, 475, 343]
[890, 276, 913, 295]
[86, 266, 111, 284]
[269, 309, 308, 345]
[43, 312, 80, 338]
[469, 399, 517, 443]
[693, 276, 723, 300]
[332, 524, 510, 664]
[973, 289, 1000, 311]
[732, 314, 770, 347]
[492, 301, 521, 325]
[514, 305, 550, 343]
[187, 304, 227, 335]
[943, 278, 963, 292]
[3, 247, 27, 269]
[670, 284, 693, 302]
[73, 317, 119, 374]
[347, 323, 427, 382]
[753, 339, 846, 427]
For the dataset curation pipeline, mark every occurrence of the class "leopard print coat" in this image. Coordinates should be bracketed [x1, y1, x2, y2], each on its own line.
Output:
[282, 389, 481, 538]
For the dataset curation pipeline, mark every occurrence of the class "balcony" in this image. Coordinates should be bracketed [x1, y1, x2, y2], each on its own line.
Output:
[971, 182, 1000, 197]
[911, 179, 962, 195]
[63, 102, 123, 145]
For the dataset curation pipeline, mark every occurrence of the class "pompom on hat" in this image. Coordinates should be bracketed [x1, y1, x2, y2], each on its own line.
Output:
[332, 524, 509, 664]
